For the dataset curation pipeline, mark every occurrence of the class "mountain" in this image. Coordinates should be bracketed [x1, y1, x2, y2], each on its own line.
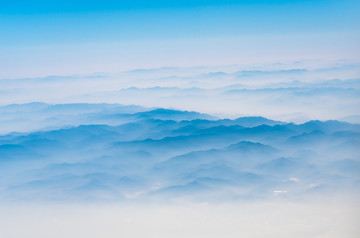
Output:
[0, 104, 359, 201]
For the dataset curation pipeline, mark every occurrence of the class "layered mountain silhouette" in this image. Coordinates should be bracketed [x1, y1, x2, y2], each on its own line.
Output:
[0, 103, 359, 202]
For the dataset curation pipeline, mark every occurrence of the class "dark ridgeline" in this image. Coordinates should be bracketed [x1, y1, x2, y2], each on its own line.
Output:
[0, 104, 359, 202]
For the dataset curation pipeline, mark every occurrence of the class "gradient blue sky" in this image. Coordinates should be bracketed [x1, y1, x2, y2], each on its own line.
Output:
[1, 0, 359, 78]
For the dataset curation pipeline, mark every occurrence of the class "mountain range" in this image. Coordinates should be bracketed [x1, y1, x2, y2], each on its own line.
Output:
[0, 103, 359, 202]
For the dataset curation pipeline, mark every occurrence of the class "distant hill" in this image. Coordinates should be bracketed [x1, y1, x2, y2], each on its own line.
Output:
[0, 104, 359, 202]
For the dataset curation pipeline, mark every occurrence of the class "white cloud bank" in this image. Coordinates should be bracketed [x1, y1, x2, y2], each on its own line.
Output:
[1, 197, 359, 238]
[1, 60, 359, 123]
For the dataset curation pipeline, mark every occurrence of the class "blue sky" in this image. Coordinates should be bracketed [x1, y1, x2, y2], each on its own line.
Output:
[0, 0, 359, 78]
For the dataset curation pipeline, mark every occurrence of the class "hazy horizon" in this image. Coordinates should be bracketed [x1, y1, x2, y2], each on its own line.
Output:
[1, 0, 359, 237]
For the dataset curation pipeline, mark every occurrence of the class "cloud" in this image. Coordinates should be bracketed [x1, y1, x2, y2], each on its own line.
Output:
[1, 61, 359, 123]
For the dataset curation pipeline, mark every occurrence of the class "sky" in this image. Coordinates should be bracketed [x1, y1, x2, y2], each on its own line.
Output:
[1, 2, 360, 236]
[0, 0, 359, 78]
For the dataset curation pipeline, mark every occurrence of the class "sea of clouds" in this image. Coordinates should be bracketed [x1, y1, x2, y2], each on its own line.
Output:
[1, 60, 359, 127]
[0, 60, 359, 237]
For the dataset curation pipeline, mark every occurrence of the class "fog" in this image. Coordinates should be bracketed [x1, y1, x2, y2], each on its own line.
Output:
[1, 60, 359, 237]
[1, 60, 359, 124]
[1, 197, 359, 238]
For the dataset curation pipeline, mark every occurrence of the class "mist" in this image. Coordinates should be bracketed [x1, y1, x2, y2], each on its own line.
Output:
[1, 60, 359, 124]
[1, 60, 359, 237]
[1, 197, 359, 238]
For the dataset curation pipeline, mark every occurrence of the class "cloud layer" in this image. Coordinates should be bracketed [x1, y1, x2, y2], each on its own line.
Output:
[1, 61, 360, 123]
